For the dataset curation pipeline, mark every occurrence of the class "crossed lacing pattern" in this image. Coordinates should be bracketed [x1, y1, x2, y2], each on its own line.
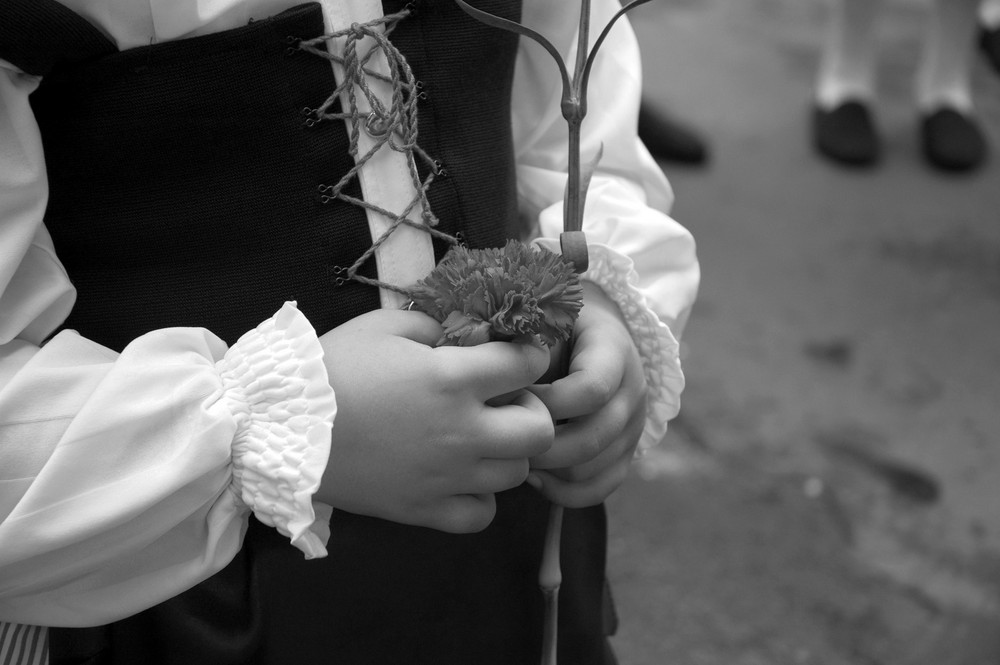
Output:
[294, 7, 460, 296]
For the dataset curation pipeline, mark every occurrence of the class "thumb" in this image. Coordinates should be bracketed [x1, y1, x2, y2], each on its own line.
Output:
[348, 308, 445, 347]
[439, 334, 551, 400]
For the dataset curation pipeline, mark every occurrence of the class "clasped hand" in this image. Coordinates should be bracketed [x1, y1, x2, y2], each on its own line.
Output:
[317, 281, 647, 533]
[527, 282, 648, 508]
[318, 309, 553, 533]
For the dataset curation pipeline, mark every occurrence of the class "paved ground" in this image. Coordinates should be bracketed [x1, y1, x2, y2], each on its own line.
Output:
[603, 1, 1000, 663]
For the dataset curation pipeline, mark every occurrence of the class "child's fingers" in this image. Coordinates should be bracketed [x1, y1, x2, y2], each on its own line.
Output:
[477, 389, 554, 460]
[530, 331, 628, 421]
[529, 404, 619, 470]
[344, 309, 447, 347]
[436, 337, 550, 400]
[426, 494, 497, 534]
[527, 460, 632, 508]
[539, 405, 644, 477]
[528, 366, 619, 422]
[460, 458, 532, 496]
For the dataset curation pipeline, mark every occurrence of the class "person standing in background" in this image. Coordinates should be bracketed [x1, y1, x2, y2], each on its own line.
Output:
[812, 0, 988, 172]
[638, 99, 711, 166]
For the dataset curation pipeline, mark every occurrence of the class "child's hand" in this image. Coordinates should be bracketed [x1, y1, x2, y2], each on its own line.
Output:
[527, 282, 647, 508]
[317, 309, 554, 533]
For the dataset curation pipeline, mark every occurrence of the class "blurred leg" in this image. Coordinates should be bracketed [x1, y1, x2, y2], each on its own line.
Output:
[812, 0, 883, 166]
[815, 0, 881, 108]
[981, 0, 1000, 29]
[916, 0, 980, 111]
[917, 0, 987, 171]
[979, 0, 1000, 74]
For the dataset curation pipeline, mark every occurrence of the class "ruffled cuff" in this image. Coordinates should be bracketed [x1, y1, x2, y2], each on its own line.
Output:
[216, 302, 337, 559]
[534, 239, 685, 454]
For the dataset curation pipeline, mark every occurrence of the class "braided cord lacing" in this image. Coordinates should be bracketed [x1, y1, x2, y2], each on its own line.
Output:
[294, 8, 459, 296]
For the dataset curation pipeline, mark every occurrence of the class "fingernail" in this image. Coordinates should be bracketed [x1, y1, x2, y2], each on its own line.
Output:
[526, 473, 543, 491]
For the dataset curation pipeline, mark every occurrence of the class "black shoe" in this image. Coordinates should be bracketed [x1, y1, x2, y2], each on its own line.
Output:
[637, 103, 709, 165]
[980, 25, 1000, 76]
[812, 100, 880, 167]
[920, 108, 987, 172]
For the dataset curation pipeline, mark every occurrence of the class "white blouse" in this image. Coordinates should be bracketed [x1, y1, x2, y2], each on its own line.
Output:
[0, 0, 700, 642]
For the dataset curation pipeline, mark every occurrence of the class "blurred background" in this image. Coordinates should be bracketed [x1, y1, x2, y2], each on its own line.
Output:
[606, 0, 1000, 663]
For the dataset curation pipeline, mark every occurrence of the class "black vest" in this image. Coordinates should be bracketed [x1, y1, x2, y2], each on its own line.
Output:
[3, 2, 617, 663]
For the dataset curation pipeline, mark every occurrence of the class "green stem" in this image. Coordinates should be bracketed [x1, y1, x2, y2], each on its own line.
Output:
[564, 116, 583, 235]
[574, 0, 592, 103]
[539, 502, 565, 665]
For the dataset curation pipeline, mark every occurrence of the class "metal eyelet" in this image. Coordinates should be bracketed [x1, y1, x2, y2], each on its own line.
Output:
[301, 107, 322, 128]
[328, 266, 349, 286]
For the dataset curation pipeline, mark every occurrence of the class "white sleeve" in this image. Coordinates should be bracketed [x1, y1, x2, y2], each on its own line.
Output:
[0, 63, 336, 628]
[512, 0, 700, 337]
[512, 0, 701, 452]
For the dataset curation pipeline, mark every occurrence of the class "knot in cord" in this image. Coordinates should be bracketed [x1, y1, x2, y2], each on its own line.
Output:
[347, 22, 368, 39]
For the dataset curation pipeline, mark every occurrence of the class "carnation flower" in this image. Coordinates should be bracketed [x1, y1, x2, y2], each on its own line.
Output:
[406, 240, 584, 347]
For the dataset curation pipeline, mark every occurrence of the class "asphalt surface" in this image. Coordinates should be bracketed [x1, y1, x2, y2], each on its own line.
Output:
[601, 1, 1000, 663]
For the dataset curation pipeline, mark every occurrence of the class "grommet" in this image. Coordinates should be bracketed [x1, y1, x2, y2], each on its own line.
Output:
[316, 184, 335, 205]
[301, 107, 321, 128]
[328, 265, 349, 286]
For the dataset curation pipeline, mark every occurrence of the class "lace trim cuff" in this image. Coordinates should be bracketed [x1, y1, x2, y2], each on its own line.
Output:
[217, 302, 337, 559]
[535, 239, 685, 454]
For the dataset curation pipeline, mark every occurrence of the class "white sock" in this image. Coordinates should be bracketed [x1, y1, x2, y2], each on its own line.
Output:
[980, 0, 1000, 29]
[915, 0, 980, 113]
[815, 0, 882, 108]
